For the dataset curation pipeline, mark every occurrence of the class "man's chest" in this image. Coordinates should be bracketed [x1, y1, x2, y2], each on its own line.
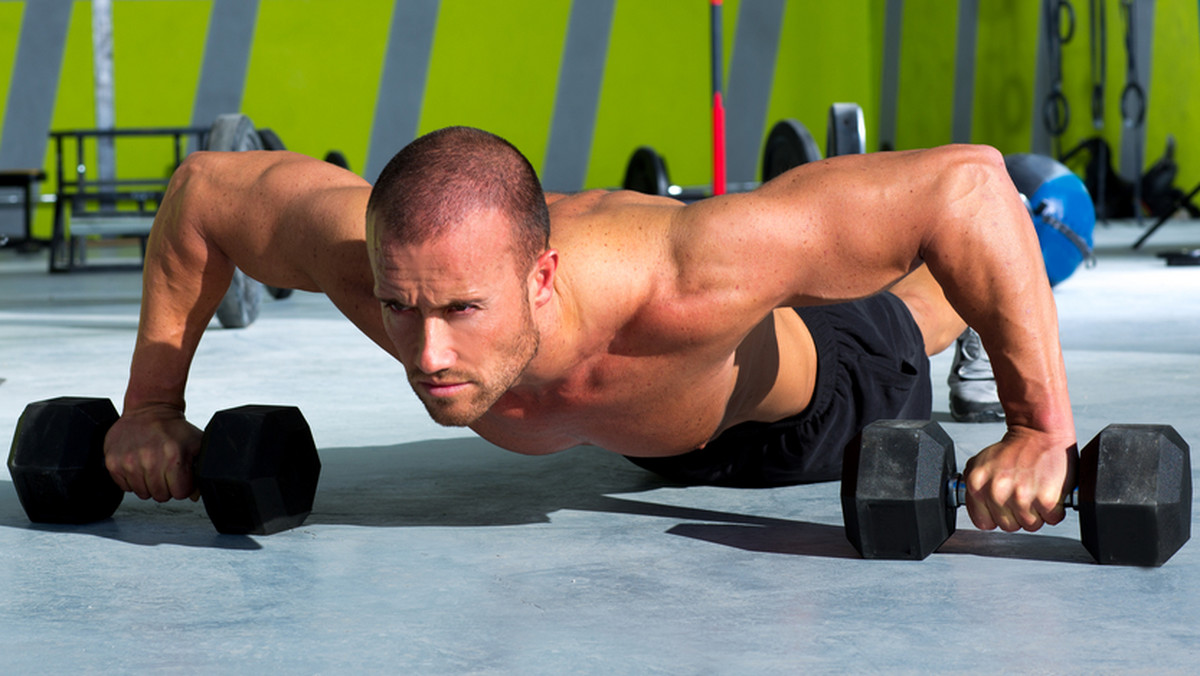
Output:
[474, 351, 738, 458]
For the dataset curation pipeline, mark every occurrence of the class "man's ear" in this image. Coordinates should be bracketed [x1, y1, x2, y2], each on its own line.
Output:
[530, 249, 558, 307]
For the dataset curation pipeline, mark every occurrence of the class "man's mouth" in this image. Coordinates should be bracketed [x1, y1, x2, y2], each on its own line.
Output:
[418, 380, 471, 398]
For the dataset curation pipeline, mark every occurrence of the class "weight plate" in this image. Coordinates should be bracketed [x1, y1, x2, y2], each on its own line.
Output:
[205, 113, 264, 153]
[761, 119, 822, 183]
[257, 127, 287, 151]
[206, 114, 266, 329]
[826, 102, 866, 157]
[623, 146, 671, 196]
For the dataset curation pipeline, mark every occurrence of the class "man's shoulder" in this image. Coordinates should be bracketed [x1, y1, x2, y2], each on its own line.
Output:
[548, 188, 679, 217]
[548, 191, 679, 311]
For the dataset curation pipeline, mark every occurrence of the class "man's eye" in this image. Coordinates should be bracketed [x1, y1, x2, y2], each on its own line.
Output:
[447, 304, 476, 314]
[383, 302, 412, 314]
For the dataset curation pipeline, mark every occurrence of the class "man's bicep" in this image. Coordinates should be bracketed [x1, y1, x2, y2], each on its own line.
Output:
[202, 153, 371, 290]
[697, 155, 936, 307]
[197, 153, 393, 352]
[670, 182, 864, 311]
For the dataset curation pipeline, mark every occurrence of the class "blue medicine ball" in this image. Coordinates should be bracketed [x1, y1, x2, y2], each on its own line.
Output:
[1005, 153, 1096, 287]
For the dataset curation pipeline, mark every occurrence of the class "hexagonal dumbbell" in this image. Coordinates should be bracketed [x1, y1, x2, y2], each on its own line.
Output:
[841, 419, 1192, 566]
[1076, 424, 1193, 566]
[196, 405, 322, 535]
[8, 397, 321, 535]
[841, 420, 958, 561]
[5, 397, 123, 524]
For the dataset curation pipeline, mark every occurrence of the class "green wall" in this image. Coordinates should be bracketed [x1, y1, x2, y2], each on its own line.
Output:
[242, 0, 392, 172]
[1147, 1, 1200, 193]
[588, 1, 732, 190]
[420, 0, 572, 179]
[767, 1, 877, 160]
[895, 0, 959, 150]
[112, 0, 209, 178]
[972, 1, 1041, 154]
[1, 0, 1198, 241]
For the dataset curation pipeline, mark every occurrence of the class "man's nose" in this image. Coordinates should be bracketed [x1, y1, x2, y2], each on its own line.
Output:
[415, 317, 456, 374]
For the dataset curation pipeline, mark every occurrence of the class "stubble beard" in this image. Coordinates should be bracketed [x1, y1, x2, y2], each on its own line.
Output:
[418, 301, 540, 428]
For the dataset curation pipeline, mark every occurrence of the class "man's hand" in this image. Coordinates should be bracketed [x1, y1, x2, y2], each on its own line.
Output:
[961, 425, 1078, 533]
[104, 405, 204, 502]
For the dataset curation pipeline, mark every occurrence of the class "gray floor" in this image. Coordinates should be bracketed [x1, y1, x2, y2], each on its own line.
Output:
[2, 221, 1199, 674]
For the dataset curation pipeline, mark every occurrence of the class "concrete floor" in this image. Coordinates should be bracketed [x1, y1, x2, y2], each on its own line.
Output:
[1, 221, 1198, 674]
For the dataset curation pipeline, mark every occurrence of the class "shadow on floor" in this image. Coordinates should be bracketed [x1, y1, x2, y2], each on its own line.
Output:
[0, 495, 262, 551]
[939, 528, 1095, 564]
[0, 435, 1093, 563]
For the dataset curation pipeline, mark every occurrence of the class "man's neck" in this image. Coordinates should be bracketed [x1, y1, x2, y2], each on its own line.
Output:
[518, 271, 582, 387]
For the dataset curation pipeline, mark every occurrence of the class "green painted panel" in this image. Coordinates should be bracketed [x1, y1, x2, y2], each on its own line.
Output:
[895, 0, 957, 150]
[867, 0, 887, 149]
[0, 1, 25, 149]
[1043, 0, 1133, 169]
[1055, 0, 1098, 154]
[767, 0, 875, 157]
[112, 0, 211, 182]
[586, 1, 716, 190]
[1147, 0, 1200, 191]
[419, 0, 572, 179]
[1047, 0, 1132, 165]
[243, 0, 393, 173]
[972, 0, 1040, 154]
[50, 3, 98, 139]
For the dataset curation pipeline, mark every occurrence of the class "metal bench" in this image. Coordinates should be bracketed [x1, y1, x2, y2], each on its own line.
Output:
[48, 127, 206, 272]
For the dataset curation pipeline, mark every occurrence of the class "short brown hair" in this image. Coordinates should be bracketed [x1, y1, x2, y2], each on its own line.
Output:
[367, 127, 550, 269]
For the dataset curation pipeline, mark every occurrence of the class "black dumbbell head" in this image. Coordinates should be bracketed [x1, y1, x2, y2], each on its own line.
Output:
[842, 419, 958, 560]
[196, 405, 321, 535]
[1077, 424, 1191, 566]
[7, 397, 123, 524]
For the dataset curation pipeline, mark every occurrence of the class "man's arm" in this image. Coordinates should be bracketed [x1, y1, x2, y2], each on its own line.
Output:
[106, 150, 387, 502]
[671, 144, 1075, 532]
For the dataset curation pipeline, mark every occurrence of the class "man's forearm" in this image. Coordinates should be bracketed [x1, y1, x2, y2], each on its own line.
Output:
[123, 161, 236, 414]
[922, 152, 1074, 438]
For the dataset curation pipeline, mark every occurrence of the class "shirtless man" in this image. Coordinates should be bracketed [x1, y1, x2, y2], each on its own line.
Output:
[105, 126, 1077, 535]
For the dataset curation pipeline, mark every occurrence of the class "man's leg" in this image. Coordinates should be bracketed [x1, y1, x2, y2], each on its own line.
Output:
[888, 265, 1004, 422]
[887, 265, 964, 356]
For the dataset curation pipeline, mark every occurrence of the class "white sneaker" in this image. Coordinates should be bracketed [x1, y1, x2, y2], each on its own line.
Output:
[948, 327, 1005, 423]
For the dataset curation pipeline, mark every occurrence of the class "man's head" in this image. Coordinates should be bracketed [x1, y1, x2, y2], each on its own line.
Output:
[367, 126, 549, 270]
[366, 127, 556, 427]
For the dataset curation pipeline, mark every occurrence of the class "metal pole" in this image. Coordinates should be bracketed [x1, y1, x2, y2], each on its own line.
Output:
[878, 0, 904, 150]
[92, 0, 116, 201]
[952, 0, 979, 144]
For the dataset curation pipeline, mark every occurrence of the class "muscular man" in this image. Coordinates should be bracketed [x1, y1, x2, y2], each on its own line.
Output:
[105, 126, 1077, 534]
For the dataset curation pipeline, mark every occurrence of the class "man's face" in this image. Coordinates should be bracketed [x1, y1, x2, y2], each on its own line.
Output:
[369, 209, 540, 427]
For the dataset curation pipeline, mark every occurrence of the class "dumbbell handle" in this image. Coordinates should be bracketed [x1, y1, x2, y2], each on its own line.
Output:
[949, 474, 1079, 510]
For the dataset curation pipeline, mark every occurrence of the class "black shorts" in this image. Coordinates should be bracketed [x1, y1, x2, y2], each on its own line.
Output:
[626, 293, 931, 487]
